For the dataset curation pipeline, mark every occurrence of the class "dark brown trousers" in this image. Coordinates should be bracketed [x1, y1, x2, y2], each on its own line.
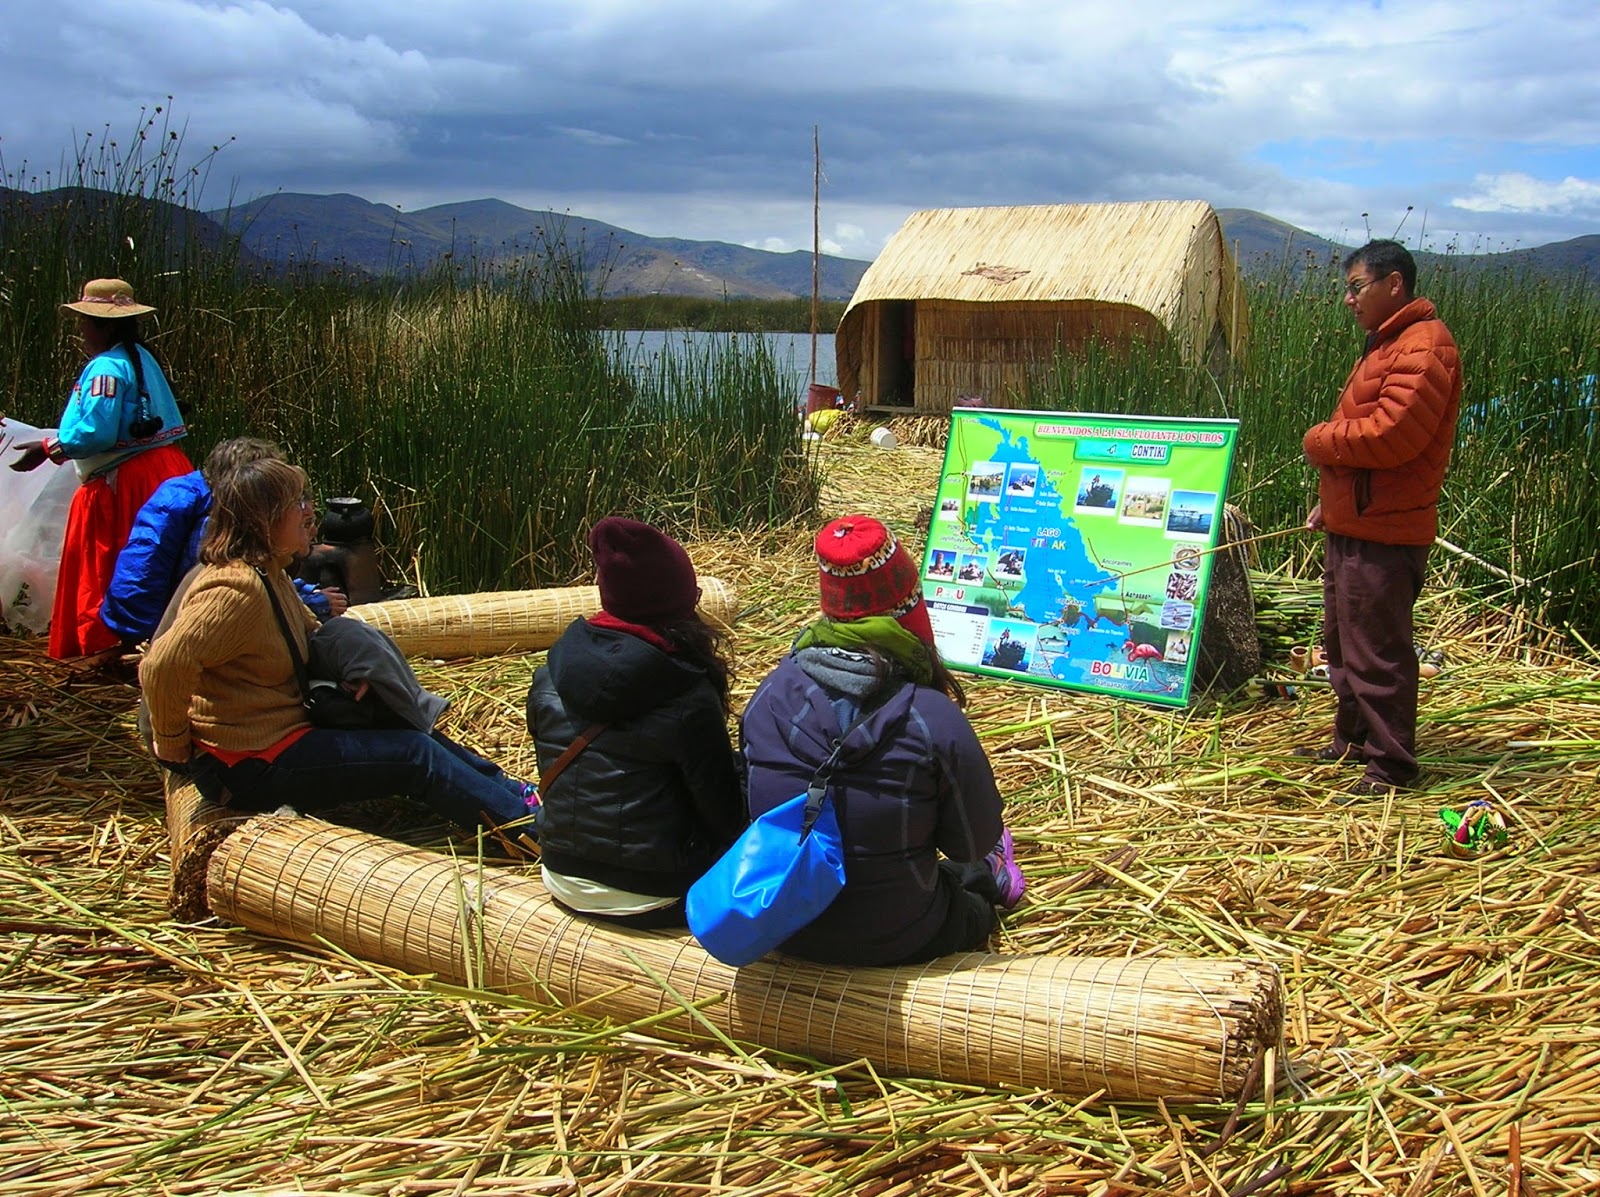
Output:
[1322, 533, 1430, 786]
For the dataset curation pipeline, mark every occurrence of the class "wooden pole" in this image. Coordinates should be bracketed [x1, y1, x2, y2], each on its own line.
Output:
[810, 124, 820, 388]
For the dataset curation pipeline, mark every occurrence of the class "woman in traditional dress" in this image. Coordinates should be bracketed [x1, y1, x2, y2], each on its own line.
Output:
[8, 278, 191, 658]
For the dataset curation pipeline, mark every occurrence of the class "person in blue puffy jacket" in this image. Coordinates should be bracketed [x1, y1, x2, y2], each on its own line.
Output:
[102, 437, 347, 644]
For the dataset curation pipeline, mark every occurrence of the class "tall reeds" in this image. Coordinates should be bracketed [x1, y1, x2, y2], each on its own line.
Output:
[0, 119, 819, 594]
[1024, 251, 1600, 644]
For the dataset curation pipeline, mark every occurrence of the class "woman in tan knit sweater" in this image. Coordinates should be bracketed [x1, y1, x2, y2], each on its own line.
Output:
[141, 458, 537, 837]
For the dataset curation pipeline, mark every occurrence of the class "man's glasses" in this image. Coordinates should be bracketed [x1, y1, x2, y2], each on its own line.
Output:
[1344, 275, 1388, 298]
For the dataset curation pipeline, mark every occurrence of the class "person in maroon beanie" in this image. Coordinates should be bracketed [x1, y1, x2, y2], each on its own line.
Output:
[740, 513, 1024, 966]
[1300, 239, 1462, 799]
[526, 516, 744, 928]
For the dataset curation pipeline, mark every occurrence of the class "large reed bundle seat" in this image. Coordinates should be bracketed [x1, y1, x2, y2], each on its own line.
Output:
[164, 773, 256, 922]
[346, 576, 738, 658]
[161, 578, 739, 915]
[206, 813, 1283, 1101]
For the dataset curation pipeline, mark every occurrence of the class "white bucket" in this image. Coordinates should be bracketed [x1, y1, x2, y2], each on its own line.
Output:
[870, 427, 898, 450]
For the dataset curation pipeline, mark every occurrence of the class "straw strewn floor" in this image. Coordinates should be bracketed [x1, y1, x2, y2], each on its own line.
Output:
[3, 440, 1599, 1195]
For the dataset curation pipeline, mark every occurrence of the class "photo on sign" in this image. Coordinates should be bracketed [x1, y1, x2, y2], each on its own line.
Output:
[994, 546, 1027, 579]
[926, 548, 957, 580]
[967, 462, 1005, 502]
[955, 553, 988, 584]
[1074, 467, 1123, 512]
[1167, 490, 1218, 538]
[1174, 546, 1202, 571]
[1163, 630, 1193, 665]
[1165, 569, 1200, 602]
[937, 496, 962, 522]
[1005, 463, 1039, 499]
[1119, 476, 1171, 526]
[982, 621, 1037, 673]
[1160, 599, 1195, 630]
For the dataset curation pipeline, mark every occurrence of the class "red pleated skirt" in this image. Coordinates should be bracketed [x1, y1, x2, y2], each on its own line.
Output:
[49, 444, 194, 659]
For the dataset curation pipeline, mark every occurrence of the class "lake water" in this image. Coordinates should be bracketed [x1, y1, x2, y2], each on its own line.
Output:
[612, 330, 837, 404]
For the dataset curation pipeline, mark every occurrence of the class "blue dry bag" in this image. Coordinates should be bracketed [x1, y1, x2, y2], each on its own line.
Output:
[687, 713, 876, 968]
[686, 780, 846, 967]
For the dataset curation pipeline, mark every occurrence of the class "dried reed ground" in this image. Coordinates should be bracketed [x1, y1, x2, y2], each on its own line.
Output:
[2, 439, 1598, 1196]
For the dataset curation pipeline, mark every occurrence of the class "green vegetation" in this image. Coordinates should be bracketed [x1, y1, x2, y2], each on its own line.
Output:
[1026, 255, 1600, 644]
[6, 114, 1596, 641]
[592, 293, 847, 333]
[1, 113, 820, 593]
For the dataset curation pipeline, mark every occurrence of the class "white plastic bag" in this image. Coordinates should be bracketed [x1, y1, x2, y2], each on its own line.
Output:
[0, 418, 78, 633]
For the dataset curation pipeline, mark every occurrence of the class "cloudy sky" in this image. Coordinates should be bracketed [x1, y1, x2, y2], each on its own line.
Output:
[2, 1, 1596, 260]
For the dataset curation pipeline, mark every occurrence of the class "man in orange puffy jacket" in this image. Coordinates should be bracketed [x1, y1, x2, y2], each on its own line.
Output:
[1301, 240, 1462, 798]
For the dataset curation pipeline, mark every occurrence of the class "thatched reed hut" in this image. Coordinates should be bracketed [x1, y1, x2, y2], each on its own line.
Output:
[835, 200, 1249, 413]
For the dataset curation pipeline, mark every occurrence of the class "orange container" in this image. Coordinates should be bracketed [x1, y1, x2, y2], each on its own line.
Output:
[805, 382, 842, 415]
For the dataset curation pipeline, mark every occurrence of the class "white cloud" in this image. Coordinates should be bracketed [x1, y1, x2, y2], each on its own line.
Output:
[1452, 172, 1600, 215]
[553, 127, 634, 149]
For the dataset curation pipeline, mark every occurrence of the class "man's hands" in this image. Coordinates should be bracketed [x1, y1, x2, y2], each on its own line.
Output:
[319, 586, 349, 617]
[1306, 503, 1324, 532]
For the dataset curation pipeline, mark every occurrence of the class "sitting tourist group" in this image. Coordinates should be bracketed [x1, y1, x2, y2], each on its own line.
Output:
[9, 274, 1027, 966]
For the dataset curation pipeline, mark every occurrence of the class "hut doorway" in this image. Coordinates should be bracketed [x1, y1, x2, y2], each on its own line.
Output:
[867, 301, 915, 410]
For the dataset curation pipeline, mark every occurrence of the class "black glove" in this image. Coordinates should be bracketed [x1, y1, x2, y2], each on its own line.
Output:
[8, 441, 48, 472]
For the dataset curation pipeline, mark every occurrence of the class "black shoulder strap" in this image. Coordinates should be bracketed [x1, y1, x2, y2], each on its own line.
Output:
[256, 567, 311, 705]
[799, 706, 879, 840]
[124, 341, 149, 399]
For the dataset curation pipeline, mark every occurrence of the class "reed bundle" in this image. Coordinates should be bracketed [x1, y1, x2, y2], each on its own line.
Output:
[207, 813, 1281, 1101]
[346, 576, 738, 658]
[163, 773, 252, 922]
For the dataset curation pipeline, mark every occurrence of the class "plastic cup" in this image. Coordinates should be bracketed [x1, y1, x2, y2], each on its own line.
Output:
[870, 427, 898, 450]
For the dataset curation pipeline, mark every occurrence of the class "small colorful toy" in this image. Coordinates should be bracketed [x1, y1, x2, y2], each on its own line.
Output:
[1439, 800, 1508, 858]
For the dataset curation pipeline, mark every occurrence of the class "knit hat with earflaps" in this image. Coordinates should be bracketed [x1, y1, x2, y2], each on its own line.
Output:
[814, 514, 936, 646]
[589, 516, 700, 625]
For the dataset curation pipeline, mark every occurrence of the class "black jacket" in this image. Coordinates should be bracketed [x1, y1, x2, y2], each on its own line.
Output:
[526, 618, 744, 896]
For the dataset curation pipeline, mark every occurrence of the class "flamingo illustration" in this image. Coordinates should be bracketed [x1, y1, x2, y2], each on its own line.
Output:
[1124, 639, 1163, 663]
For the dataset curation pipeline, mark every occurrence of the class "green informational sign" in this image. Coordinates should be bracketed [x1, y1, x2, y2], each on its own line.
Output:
[923, 409, 1240, 707]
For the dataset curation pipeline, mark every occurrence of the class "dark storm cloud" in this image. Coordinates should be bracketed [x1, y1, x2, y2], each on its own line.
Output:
[1, 1, 1597, 255]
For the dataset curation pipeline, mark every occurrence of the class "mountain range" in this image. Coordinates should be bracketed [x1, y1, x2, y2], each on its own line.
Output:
[6, 185, 1596, 299]
[208, 193, 871, 301]
[211, 194, 1600, 298]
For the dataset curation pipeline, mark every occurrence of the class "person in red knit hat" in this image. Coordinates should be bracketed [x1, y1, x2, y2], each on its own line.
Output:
[740, 514, 1024, 966]
[527, 516, 745, 927]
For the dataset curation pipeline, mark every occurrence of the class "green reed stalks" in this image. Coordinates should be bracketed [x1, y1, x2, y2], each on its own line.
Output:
[1, 117, 820, 594]
[1020, 251, 1600, 644]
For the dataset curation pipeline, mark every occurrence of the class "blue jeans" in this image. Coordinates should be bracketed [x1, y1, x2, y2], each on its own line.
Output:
[189, 728, 529, 829]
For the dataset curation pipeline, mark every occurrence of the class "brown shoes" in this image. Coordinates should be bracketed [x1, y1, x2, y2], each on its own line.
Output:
[1335, 776, 1403, 805]
[1292, 744, 1361, 765]
[1345, 777, 1396, 798]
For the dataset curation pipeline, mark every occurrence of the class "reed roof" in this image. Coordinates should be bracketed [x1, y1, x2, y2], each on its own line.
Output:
[837, 200, 1248, 381]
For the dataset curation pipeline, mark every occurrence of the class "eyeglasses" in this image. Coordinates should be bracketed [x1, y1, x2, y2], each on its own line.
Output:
[1344, 275, 1388, 298]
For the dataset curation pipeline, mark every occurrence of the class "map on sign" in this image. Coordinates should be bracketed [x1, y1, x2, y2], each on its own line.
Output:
[922, 408, 1240, 707]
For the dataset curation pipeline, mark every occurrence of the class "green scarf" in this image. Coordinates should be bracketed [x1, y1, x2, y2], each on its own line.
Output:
[792, 616, 935, 686]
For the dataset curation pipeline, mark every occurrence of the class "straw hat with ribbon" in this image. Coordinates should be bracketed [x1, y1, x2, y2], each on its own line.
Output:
[61, 278, 156, 319]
